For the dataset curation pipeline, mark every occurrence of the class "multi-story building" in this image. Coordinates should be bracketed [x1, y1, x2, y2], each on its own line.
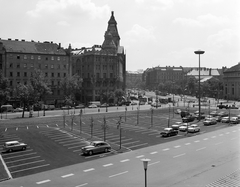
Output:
[126, 70, 143, 89]
[223, 63, 240, 101]
[72, 11, 126, 104]
[0, 39, 71, 106]
[144, 66, 184, 90]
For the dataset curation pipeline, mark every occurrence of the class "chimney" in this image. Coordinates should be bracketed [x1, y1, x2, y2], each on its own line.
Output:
[209, 68, 212, 76]
[15, 39, 18, 41]
[58, 43, 61, 49]
[8, 38, 11, 40]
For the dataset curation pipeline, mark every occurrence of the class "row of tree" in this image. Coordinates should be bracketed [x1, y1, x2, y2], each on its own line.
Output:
[0, 69, 126, 118]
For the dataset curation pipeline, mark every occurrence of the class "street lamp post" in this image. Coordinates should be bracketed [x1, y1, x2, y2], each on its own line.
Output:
[194, 50, 205, 121]
[142, 158, 151, 187]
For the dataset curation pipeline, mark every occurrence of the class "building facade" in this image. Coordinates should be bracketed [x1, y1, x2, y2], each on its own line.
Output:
[72, 11, 126, 104]
[223, 63, 240, 101]
[0, 39, 71, 106]
[144, 66, 184, 90]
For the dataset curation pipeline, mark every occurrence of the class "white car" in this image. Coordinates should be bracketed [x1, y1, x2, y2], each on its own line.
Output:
[171, 122, 182, 130]
[179, 123, 189, 132]
[187, 124, 200, 133]
[221, 116, 230, 123]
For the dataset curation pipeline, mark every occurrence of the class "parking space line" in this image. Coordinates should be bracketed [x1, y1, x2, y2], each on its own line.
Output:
[111, 138, 133, 143]
[162, 148, 170, 151]
[3, 152, 37, 159]
[122, 141, 140, 145]
[120, 159, 130, 163]
[196, 147, 206, 151]
[150, 151, 158, 154]
[11, 164, 50, 174]
[127, 143, 148, 149]
[136, 155, 144, 158]
[8, 160, 45, 168]
[5, 156, 41, 164]
[173, 153, 186, 158]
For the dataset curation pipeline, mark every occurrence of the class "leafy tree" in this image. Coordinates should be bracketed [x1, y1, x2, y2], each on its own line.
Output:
[60, 74, 83, 106]
[13, 83, 34, 118]
[30, 69, 52, 105]
[0, 72, 10, 106]
[114, 89, 125, 103]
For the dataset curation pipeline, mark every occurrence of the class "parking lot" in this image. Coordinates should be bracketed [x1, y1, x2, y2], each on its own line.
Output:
[0, 106, 238, 179]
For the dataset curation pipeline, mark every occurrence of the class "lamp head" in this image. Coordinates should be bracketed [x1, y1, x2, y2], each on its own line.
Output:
[142, 158, 151, 169]
[194, 50, 205, 55]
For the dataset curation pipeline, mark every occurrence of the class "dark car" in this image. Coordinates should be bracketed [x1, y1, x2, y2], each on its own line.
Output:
[160, 128, 178, 137]
[217, 104, 228, 109]
[180, 111, 190, 118]
[182, 115, 195, 123]
[81, 141, 111, 156]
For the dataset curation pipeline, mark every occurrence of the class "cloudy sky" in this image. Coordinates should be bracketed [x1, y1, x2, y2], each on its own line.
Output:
[0, 0, 239, 71]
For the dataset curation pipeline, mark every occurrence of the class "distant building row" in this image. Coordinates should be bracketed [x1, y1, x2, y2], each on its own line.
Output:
[0, 11, 126, 106]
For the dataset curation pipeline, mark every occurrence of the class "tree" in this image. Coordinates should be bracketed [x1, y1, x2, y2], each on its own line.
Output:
[0, 72, 10, 106]
[13, 83, 34, 118]
[30, 69, 52, 106]
[114, 89, 125, 104]
[60, 74, 83, 106]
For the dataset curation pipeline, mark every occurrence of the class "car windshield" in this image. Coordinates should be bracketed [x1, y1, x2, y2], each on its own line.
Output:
[90, 142, 97, 146]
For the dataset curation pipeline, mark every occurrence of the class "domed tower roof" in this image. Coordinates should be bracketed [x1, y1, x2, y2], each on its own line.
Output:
[102, 31, 117, 50]
[106, 11, 120, 47]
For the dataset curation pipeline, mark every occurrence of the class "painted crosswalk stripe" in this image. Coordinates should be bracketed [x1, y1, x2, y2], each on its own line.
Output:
[36, 179, 51, 184]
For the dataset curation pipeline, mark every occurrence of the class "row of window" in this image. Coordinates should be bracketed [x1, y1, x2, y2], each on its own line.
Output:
[82, 81, 115, 87]
[9, 72, 67, 78]
[76, 71, 114, 79]
[9, 54, 67, 61]
[9, 63, 68, 69]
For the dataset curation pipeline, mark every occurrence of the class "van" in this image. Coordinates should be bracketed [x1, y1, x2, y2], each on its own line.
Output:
[1, 105, 13, 112]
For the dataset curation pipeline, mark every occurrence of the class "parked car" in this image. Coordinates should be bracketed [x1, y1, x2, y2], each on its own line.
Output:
[171, 122, 182, 130]
[179, 123, 189, 132]
[75, 104, 85, 109]
[160, 128, 178, 137]
[100, 103, 109, 107]
[180, 111, 190, 118]
[217, 112, 228, 117]
[187, 124, 200, 133]
[194, 110, 205, 115]
[13, 107, 23, 112]
[182, 115, 195, 123]
[230, 117, 239, 124]
[175, 109, 181, 114]
[151, 102, 161, 107]
[203, 118, 217, 126]
[88, 104, 98, 108]
[221, 116, 230, 123]
[214, 115, 222, 122]
[228, 105, 239, 109]
[3, 141, 27, 153]
[209, 111, 218, 117]
[217, 104, 228, 109]
[81, 141, 111, 156]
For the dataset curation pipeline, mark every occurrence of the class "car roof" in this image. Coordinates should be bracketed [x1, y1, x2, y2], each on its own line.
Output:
[91, 141, 106, 144]
[164, 128, 172, 130]
[5, 141, 19, 144]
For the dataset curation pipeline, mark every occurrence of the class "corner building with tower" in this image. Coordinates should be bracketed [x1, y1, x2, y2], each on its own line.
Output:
[72, 11, 126, 103]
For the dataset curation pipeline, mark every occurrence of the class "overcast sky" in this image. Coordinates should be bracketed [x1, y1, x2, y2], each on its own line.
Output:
[1, 0, 239, 71]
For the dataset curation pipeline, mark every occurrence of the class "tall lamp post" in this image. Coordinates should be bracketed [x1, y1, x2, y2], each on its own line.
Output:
[194, 50, 205, 121]
[142, 158, 151, 187]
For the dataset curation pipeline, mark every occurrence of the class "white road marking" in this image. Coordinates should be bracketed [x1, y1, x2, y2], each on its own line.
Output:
[16, 127, 18, 131]
[46, 125, 49, 127]
[219, 134, 224, 136]
[83, 168, 95, 172]
[225, 132, 230, 134]
[27, 126, 28, 129]
[149, 161, 160, 166]
[162, 148, 170, 151]
[8, 160, 45, 168]
[185, 143, 191, 145]
[109, 171, 128, 178]
[194, 140, 200, 143]
[103, 163, 113, 167]
[120, 159, 130, 163]
[37, 126, 39, 128]
[75, 183, 88, 187]
[231, 137, 238, 140]
[127, 143, 148, 149]
[232, 130, 236, 132]
[215, 142, 223, 145]
[11, 164, 50, 174]
[56, 124, 58, 127]
[211, 136, 216, 138]
[136, 155, 144, 158]
[61, 173, 74, 178]
[203, 138, 208, 140]
[174, 145, 181, 148]
[36, 179, 51, 184]
[173, 153, 186, 158]
[5, 128, 7, 131]
[196, 147, 206, 151]
[150, 151, 158, 154]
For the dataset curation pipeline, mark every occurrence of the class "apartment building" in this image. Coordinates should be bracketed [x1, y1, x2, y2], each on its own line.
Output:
[0, 39, 71, 105]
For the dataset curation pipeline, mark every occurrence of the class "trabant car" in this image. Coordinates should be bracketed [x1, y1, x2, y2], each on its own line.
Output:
[3, 141, 27, 153]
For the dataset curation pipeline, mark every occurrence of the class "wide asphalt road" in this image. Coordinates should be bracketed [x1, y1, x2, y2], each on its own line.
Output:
[1, 123, 239, 187]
